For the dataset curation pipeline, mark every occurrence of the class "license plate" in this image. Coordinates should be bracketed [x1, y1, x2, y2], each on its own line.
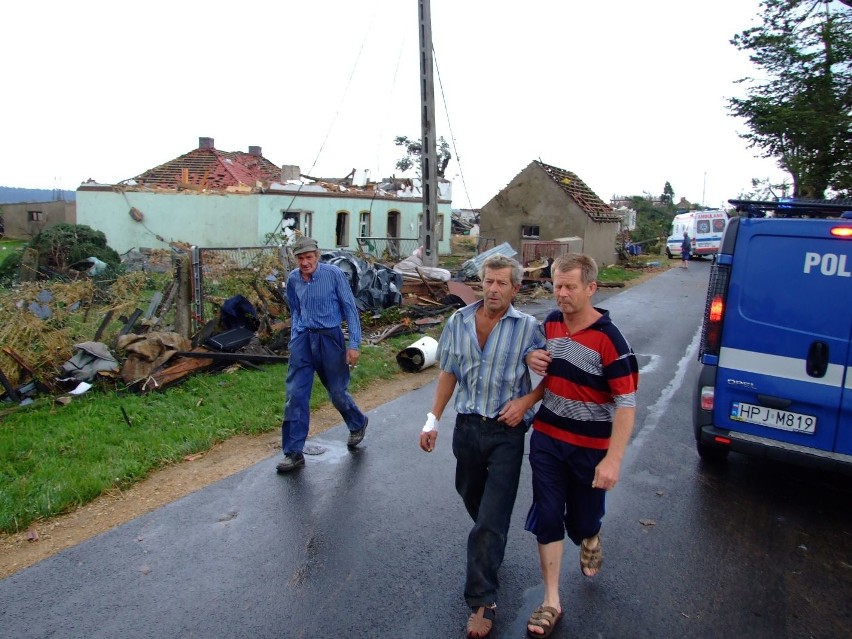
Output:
[730, 402, 816, 434]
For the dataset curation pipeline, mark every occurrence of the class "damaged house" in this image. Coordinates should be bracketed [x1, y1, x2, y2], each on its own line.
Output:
[76, 137, 453, 257]
[0, 200, 76, 240]
[478, 160, 623, 267]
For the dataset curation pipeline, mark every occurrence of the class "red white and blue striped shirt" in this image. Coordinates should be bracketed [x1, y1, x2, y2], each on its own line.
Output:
[533, 308, 638, 449]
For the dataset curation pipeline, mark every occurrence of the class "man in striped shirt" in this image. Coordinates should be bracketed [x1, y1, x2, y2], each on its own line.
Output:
[276, 236, 368, 473]
[419, 254, 546, 639]
[521, 253, 638, 638]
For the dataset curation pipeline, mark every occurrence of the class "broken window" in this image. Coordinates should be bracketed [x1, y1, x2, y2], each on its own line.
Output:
[282, 210, 299, 232]
[282, 209, 313, 238]
[359, 211, 370, 237]
[522, 225, 540, 238]
[336, 211, 349, 247]
[387, 211, 400, 238]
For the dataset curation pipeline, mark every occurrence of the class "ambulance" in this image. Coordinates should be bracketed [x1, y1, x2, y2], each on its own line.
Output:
[693, 199, 852, 473]
[665, 210, 729, 259]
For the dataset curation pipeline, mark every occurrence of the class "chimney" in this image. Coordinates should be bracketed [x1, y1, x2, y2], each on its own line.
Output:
[281, 165, 301, 182]
[199, 137, 214, 149]
[248, 146, 262, 157]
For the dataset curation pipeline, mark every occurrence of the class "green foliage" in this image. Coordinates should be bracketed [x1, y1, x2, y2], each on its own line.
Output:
[0, 250, 22, 287]
[394, 135, 452, 177]
[729, 0, 852, 198]
[597, 265, 649, 284]
[29, 223, 121, 276]
[625, 196, 676, 254]
[661, 181, 675, 204]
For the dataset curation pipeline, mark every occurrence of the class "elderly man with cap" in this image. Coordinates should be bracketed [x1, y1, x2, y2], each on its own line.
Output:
[277, 236, 369, 472]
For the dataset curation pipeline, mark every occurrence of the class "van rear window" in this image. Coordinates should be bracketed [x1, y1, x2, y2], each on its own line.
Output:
[735, 234, 851, 340]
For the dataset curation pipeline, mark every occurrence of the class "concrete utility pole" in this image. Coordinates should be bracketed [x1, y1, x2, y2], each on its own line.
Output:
[418, 0, 439, 267]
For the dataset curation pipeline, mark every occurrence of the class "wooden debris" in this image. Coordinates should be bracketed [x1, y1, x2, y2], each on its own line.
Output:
[0, 367, 21, 402]
[143, 292, 163, 321]
[173, 350, 288, 364]
[2, 347, 36, 379]
[366, 323, 408, 345]
[94, 310, 115, 342]
[141, 350, 216, 392]
[117, 309, 143, 340]
[414, 267, 439, 297]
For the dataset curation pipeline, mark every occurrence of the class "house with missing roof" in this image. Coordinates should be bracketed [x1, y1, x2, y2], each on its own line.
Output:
[76, 137, 453, 257]
[478, 161, 623, 267]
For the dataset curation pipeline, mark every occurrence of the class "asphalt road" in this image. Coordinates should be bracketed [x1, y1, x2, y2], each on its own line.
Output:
[1, 259, 850, 638]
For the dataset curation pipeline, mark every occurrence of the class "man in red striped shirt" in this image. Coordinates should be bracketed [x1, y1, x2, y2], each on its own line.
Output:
[521, 253, 638, 638]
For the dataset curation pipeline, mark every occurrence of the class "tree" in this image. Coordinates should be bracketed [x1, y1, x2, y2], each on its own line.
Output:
[393, 135, 452, 178]
[728, 0, 852, 198]
[661, 181, 675, 204]
[625, 196, 675, 254]
[29, 223, 120, 277]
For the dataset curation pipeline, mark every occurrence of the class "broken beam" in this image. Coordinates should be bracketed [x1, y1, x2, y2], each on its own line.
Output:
[174, 351, 289, 364]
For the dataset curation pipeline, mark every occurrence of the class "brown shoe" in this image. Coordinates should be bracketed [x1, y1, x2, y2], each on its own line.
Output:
[276, 453, 305, 473]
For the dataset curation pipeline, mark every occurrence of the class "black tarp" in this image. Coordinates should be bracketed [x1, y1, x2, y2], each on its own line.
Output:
[320, 251, 403, 311]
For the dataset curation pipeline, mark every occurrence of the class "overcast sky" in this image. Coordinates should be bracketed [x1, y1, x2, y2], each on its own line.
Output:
[1, 0, 790, 209]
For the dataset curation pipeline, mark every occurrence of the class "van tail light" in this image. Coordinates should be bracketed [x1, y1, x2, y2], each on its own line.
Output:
[699, 263, 731, 359]
[700, 386, 715, 411]
[713, 436, 731, 446]
[709, 296, 724, 322]
[829, 225, 852, 238]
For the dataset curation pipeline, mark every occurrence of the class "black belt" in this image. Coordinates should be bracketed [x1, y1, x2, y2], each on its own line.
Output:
[459, 413, 499, 423]
[306, 327, 340, 334]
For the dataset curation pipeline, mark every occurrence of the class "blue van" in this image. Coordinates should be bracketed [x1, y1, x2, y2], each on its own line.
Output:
[693, 199, 852, 473]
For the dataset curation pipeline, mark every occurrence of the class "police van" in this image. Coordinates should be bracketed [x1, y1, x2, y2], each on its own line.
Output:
[666, 210, 729, 259]
[693, 199, 852, 473]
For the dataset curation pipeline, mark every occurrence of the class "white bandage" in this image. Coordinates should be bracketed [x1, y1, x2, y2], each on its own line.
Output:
[422, 412, 439, 433]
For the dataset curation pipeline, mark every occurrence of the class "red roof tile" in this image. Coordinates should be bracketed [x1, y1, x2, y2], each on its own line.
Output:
[133, 146, 281, 190]
[535, 161, 620, 221]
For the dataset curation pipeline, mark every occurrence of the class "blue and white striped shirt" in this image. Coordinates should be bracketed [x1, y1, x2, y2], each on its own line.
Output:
[286, 262, 362, 349]
[437, 301, 545, 421]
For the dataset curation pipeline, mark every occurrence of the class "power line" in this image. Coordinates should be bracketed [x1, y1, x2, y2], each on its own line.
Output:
[269, 4, 381, 241]
[433, 47, 474, 209]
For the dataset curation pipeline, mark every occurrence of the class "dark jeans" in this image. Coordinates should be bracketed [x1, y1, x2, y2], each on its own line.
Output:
[525, 430, 606, 546]
[281, 329, 366, 454]
[452, 413, 526, 609]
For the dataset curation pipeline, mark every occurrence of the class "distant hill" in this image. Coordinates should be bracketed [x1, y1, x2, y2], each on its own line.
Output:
[0, 186, 76, 204]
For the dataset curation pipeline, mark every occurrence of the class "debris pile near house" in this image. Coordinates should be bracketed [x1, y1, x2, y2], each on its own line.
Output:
[0, 245, 470, 407]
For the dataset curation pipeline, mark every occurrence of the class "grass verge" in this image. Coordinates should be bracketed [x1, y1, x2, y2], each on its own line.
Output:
[0, 330, 436, 534]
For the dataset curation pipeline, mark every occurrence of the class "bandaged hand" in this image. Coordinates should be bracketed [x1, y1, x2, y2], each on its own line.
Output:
[419, 412, 439, 453]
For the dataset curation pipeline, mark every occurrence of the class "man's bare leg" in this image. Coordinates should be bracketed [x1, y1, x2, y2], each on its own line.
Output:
[528, 540, 563, 636]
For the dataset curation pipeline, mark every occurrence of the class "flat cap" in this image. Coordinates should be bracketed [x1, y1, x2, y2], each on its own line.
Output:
[292, 236, 319, 255]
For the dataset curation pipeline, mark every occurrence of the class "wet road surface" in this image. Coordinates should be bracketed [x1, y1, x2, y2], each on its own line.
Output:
[1, 260, 850, 638]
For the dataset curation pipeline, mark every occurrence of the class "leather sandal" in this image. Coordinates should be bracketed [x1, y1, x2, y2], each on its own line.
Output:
[466, 604, 496, 638]
[580, 533, 602, 576]
[527, 605, 563, 638]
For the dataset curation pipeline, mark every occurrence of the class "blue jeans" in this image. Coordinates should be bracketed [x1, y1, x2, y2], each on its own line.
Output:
[281, 329, 366, 454]
[452, 413, 526, 609]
